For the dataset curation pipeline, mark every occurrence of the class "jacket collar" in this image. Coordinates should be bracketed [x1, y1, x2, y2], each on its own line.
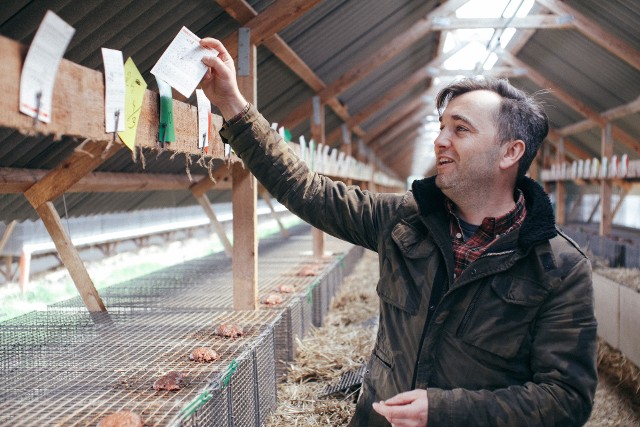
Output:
[411, 176, 557, 249]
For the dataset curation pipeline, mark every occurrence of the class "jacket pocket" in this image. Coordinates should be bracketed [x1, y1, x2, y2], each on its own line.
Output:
[378, 220, 437, 314]
[456, 275, 550, 359]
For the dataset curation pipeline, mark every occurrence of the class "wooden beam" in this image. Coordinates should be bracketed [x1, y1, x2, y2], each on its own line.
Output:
[555, 138, 566, 225]
[599, 124, 614, 236]
[310, 96, 325, 258]
[36, 202, 106, 312]
[220, 0, 322, 60]
[365, 97, 427, 145]
[0, 35, 225, 156]
[0, 220, 17, 254]
[535, 0, 640, 71]
[0, 167, 225, 194]
[189, 164, 232, 197]
[281, 0, 470, 130]
[232, 30, 258, 311]
[557, 96, 640, 137]
[259, 187, 289, 238]
[429, 15, 575, 31]
[194, 192, 233, 257]
[501, 50, 640, 157]
[217, 0, 366, 139]
[373, 114, 426, 156]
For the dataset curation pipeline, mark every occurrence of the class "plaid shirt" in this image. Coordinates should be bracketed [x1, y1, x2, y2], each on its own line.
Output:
[447, 190, 527, 280]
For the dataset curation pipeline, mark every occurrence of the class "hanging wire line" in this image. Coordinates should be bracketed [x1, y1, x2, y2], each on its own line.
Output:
[473, 0, 526, 74]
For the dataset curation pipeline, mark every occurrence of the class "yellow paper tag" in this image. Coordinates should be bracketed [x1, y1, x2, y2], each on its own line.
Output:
[118, 58, 147, 150]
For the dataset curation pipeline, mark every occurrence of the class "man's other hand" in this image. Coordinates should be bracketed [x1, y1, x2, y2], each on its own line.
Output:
[372, 389, 429, 427]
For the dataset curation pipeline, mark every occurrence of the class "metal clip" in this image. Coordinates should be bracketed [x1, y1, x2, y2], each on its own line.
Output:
[32, 91, 43, 129]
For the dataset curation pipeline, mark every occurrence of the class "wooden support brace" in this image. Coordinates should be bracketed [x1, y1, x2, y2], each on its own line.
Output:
[259, 187, 289, 239]
[194, 192, 233, 257]
[599, 124, 613, 236]
[33, 202, 106, 311]
[310, 95, 325, 258]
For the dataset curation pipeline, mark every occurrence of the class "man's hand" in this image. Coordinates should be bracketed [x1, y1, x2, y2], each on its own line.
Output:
[372, 389, 429, 427]
[199, 38, 248, 121]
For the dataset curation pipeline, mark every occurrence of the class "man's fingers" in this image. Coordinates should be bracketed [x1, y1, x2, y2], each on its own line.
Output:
[200, 37, 231, 62]
[383, 389, 423, 405]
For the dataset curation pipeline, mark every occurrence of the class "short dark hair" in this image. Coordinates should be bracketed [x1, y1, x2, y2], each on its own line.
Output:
[435, 77, 549, 179]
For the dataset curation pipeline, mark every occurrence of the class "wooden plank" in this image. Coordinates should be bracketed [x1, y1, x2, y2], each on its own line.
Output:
[24, 139, 123, 209]
[233, 35, 258, 311]
[217, 0, 366, 139]
[555, 138, 566, 225]
[281, 0, 470, 130]
[556, 96, 640, 137]
[35, 201, 106, 312]
[0, 220, 17, 253]
[259, 187, 289, 239]
[0, 167, 219, 194]
[501, 50, 640, 157]
[189, 164, 232, 197]
[373, 114, 426, 154]
[194, 193, 233, 257]
[221, 0, 322, 60]
[430, 15, 575, 31]
[0, 35, 225, 156]
[600, 124, 613, 236]
[310, 96, 325, 258]
[536, 0, 640, 71]
[365, 97, 426, 145]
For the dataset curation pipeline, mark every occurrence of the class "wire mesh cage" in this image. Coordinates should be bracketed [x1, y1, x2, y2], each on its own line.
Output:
[0, 234, 363, 426]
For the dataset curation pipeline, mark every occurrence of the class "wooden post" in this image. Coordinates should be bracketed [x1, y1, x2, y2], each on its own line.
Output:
[600, 123, 613, 236]
[555, 138, 566, 225]
[341, 124, 353, 186]
[310, 95, 325, 258]
[233, 28, 258, 310]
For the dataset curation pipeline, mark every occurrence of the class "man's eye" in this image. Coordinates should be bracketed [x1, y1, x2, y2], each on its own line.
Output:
[456, 126, 468, 132]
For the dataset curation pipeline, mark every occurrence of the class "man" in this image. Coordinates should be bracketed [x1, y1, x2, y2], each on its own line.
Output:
[199, 38, 597, 426]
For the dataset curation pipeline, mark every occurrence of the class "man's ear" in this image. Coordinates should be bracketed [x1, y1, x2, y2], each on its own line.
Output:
[500, 139, 526, 170]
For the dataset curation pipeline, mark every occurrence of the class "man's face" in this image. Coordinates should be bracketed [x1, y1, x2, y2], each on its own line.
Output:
[434, 90, 504, 201]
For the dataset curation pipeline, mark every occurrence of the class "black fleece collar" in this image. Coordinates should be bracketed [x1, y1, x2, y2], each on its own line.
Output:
[411, 176, 557, 249]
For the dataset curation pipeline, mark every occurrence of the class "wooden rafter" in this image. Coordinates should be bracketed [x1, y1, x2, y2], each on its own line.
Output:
[429, 15, 576, 31]
[0, 167, 230, 194]
[365, 97, 428, 145]
[281, 0, 470, 130]
[535, 0, 640, 71]
[221, 0, 322, 61]
[501, 50, 640, 157]
[216, 0, 366, 139]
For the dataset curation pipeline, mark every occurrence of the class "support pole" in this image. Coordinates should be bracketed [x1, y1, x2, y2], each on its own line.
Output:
[600, 123, 613, 236]
[233, 27, 258, 310]
[555, 138, 566, 225]
[310, 95, 325, 258]
[259, 187, 289, 238]
[194, 193, 233, 257]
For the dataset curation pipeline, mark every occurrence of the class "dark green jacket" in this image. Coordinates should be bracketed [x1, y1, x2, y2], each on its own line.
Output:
[221, 105, 597, 427]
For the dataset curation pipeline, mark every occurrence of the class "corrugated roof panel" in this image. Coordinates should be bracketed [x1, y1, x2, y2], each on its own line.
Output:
[564, 0, 640, 48]
[518, 29, 640, 111]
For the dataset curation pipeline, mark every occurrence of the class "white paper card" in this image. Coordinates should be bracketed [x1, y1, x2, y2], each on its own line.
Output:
[150, 27, 218, 98]
[101, 48, 126, 132]
[19, 10, 75, 123]
[195, 89, 210, 149]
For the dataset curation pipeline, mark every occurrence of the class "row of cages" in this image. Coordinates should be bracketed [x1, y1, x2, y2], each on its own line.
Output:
[563, 225, 640, 269]
[0, 245, 364, 426]
[541, 154, 640, 182]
